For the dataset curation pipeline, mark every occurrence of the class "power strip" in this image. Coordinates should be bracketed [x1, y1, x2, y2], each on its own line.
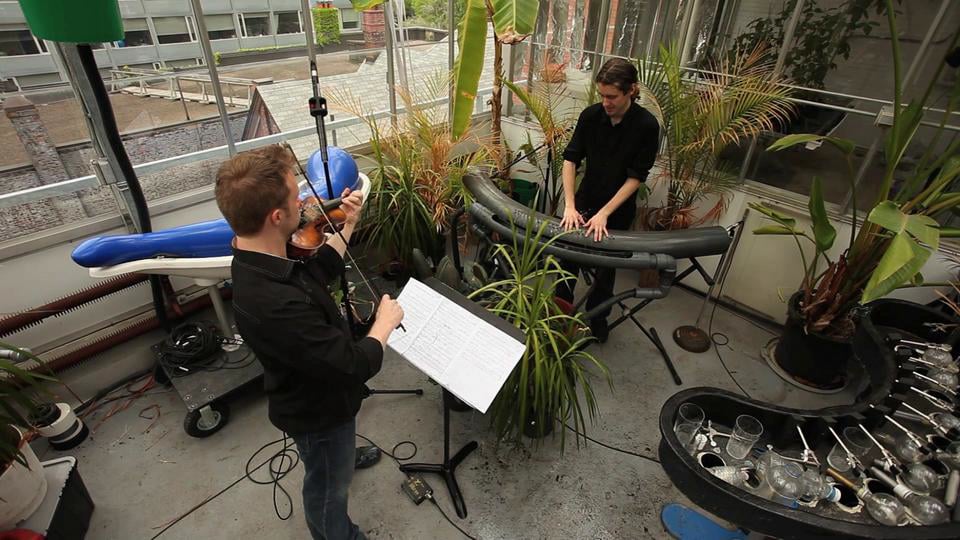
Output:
[402, 474, 433, 505]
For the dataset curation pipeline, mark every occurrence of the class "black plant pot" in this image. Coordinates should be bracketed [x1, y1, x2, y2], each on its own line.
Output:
[773, 292, 851, 390]
[523, 410, 554, 439]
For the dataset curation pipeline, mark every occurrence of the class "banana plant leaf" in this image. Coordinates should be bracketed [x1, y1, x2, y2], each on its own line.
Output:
[450, 0, 488, 139]
[490, 0, 538, 44]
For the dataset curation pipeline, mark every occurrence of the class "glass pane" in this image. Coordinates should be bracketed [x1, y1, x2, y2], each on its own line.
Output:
[276, 12, 301, 34]
[153, 16, 189, 35]
[206, 14, 236, 40]
[119, 29, 153, 47]
[242, 14, 270, 37]
[341, 8, 360, 29]
[123, 18, 149, 32]
[0, 29, 40, 56]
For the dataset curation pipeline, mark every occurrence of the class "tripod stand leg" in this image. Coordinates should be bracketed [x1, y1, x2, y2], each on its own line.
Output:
[634, 319, 683, 386]
[450, 441, 478, 467]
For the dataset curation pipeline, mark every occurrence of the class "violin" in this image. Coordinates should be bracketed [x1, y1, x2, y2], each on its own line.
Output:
[287, 195, 346, 259]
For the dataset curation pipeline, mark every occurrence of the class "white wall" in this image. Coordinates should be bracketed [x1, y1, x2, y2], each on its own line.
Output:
[1, 195, 224, 353]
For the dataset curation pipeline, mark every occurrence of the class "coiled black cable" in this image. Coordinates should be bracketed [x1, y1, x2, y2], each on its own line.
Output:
[156, 322, 225, 377]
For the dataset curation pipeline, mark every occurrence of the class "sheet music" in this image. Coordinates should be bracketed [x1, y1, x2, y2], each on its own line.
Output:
[387, 279, 525, 413]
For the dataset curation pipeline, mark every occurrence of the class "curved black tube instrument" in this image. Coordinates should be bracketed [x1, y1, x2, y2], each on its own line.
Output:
[464, 172, 731, 259]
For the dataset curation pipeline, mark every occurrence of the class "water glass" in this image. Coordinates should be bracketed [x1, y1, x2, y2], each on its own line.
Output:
[826, 426, 873, 472]
[725, 415, 763, 460]
[674, 403, 704, 453]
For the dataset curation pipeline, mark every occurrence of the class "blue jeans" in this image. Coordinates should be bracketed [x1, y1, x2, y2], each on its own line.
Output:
[292, 419, 365, 540]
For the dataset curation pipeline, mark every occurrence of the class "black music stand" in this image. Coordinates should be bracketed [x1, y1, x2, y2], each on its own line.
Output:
[397, 278, 525, 519]
[399, 389, 478, 518]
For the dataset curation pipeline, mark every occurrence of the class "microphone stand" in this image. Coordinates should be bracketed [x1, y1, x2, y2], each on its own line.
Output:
[302, 60, 421, 398]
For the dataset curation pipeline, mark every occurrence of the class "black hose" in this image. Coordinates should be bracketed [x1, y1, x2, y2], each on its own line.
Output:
[76, 44, 169, 330]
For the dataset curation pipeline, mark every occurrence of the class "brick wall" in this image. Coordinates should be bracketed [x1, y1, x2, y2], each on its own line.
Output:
[0, 114, 245, 243]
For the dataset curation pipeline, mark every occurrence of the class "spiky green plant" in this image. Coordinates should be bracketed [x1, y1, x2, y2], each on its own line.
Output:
[503, 78, 575, 214]
[0, 343, 53, 470]
[639, 42, 794, 230]
[331, 74, 495, 267]
[469, 214, 609, 449]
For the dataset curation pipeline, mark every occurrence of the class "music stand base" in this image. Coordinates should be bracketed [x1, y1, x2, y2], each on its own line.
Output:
[673, 325, 711, 353]
[400, 441, 478, 518]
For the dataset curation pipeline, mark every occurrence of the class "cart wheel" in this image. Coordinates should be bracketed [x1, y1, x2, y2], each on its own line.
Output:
[184, 402, 230, 438]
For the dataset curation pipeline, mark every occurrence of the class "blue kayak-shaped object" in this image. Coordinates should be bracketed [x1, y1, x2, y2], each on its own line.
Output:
[71, 218, 235, 268]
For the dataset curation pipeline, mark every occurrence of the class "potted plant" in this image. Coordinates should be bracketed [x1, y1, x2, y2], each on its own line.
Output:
[331, 75, 495, 274]
[726, 0, 893, 135]
[750, 2, 960, 389]
[469, 215, 609, 447]
[638, 42, 794, 230]
[0, 343, 54, 530]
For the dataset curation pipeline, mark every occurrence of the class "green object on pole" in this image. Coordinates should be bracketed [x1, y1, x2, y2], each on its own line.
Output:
[18, 0, 124, 43]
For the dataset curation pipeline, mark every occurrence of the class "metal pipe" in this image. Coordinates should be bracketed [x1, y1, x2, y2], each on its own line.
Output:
[0, 84, 496, 210]
[448, 0, 455, 120]
[189, 0, 236, 156]
[693, 210, 747, 328]
[591, 0, 611, 80]
[902, 0, 951, 89]
[645, 0, 665, 61]
[739, 0, 805, 183]
[383, 0, 399, 122]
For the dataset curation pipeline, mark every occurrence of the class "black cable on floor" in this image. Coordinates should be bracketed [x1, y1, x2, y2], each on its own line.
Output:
[355, 432, 417, 463]
[428, 497, 479, 540]
[150, 435, 288, 539]
[243, 434, 300, 521]
[562, 422, 660, 464]
[356, 432, 478, 540]
[705, 262, 753, 399]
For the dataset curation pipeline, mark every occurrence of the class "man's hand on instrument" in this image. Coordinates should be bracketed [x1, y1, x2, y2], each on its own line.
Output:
[584, 211, 609, 242]
[340, 188, 363, 226]
[560, 206, 585, 231]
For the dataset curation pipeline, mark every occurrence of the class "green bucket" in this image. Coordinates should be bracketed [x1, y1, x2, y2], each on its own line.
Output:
[511, 179, 539, 206]
[18, 0, 124, 43]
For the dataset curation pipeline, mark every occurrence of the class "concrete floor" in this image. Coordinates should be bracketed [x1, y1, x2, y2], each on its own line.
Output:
[32, 272, 855, 540]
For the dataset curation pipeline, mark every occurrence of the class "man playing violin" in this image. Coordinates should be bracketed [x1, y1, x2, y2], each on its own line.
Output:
[215, 144, 403, 540]
[557, 58, 660, 343]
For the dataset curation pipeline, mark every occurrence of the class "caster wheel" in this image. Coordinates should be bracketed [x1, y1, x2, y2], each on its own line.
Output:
[184, 401, 230, 438]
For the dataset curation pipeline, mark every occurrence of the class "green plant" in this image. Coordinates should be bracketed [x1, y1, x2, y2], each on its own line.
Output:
[750, 1, 960, 336]
[213, 51, 221, 65]
[0, 343, 52, 469]
[469, 216, 608, 448]
[639, 43, 794, 230]
[331, 74, 494, 268]
[451, 0, 539, 151]
[728, 0, 893, 92]
[312, 7, 342, 47]
[409, 0, 465, 28]
[502, 78, 574, 215]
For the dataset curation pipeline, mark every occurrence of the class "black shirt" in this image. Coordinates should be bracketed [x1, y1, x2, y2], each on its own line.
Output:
[563, 101, 660, 227]
[231, 244, 383, 435]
